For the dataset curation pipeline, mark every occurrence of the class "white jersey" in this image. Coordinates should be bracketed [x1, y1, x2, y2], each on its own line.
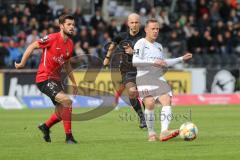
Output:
[133, 38, 183, 98]
[133, 38, 165, 79]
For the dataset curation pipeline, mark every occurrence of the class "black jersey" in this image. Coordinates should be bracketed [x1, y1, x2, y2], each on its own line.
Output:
[113, 29, 145, 73]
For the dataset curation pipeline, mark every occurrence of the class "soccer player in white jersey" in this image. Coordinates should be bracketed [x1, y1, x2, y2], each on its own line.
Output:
[132, 19, 192, 142]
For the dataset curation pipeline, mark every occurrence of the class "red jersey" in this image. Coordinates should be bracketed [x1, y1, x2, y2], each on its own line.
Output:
[36, 32, 74, 83]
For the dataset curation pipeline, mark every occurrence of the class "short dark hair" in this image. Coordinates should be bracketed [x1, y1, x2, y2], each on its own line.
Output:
[145, 18, 159, 26]
[59, 14, 74, 24]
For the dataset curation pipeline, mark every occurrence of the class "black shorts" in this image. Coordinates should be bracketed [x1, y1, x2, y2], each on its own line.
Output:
[36, 79, 63, 105]
[121, 71, 137, 85]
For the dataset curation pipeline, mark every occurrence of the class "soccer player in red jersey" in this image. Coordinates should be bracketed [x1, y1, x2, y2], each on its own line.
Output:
[15, 14, 78, 144]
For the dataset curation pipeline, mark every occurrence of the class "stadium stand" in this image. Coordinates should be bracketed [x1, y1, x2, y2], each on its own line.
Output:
[0, 0, 239, 69]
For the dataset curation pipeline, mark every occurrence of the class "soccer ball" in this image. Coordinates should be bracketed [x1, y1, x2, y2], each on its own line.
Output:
[179, 122, 198, 141]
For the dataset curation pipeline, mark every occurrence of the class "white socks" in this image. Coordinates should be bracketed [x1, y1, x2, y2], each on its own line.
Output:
[145, 106, 172, 135]
[160, 106, 172, 132]
[144, 109, 155, 136]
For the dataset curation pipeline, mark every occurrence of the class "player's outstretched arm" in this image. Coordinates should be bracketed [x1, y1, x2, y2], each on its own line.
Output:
[164, 53, 192, 67]
[15, 41, 39, 69]
[103, 43, 116, 66]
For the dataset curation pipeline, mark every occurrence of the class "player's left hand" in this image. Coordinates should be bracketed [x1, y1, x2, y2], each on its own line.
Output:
[182, 53, 192, 61]
[103, 58, 110, 66]
[15, 62, 25, 69]
[123, 44, 134, 54]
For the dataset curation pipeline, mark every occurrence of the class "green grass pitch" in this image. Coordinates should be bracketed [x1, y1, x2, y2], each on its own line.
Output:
[0, 105, 240, 160]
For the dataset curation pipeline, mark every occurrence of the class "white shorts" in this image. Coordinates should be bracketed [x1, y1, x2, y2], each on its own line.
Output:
[137, 76, 173, 100]
[138, 85, 173, 100]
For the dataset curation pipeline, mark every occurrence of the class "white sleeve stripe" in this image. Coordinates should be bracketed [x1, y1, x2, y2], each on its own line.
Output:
[43, 48, 47, 67]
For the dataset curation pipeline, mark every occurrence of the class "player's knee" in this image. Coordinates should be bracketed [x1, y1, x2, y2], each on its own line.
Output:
[143, 97, 155, 109]
[159, 94, 171, 106]
[61, 97, 72, 107]
[128, 87, 138, 98]
[65, 99, 73, 106]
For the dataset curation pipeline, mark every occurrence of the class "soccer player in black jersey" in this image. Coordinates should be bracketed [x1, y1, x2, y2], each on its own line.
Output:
[103, 13, 147, 128]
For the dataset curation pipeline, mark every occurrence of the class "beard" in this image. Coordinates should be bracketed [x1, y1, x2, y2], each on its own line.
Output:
[63, 29, 73, 37]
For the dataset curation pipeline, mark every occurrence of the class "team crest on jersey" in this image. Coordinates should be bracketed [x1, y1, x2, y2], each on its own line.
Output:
[158, 46, 163, 52]
[40, 35, 49, 43]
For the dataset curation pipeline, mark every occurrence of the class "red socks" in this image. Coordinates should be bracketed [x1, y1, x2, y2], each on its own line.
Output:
[45, 106, 72, 135]
[45, 113, 61, 128]
[115, 85, 125, 104]
[61, 107, 72, 134]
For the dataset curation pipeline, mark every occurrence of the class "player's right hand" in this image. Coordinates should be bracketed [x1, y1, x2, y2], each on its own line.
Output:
[153, 59, 167, 67]
[123, 44, 134, 54]
[182, 53, 192, 61]
[72, 84, 78, 96]
[15, 62, 25, 69]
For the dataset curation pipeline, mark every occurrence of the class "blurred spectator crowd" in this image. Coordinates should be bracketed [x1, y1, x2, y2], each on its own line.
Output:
[0, 0, 240, 69]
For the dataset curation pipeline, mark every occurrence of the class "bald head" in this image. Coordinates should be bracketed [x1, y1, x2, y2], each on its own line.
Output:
[128, 13, 140, 22]
[127, 13, 140, 35]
